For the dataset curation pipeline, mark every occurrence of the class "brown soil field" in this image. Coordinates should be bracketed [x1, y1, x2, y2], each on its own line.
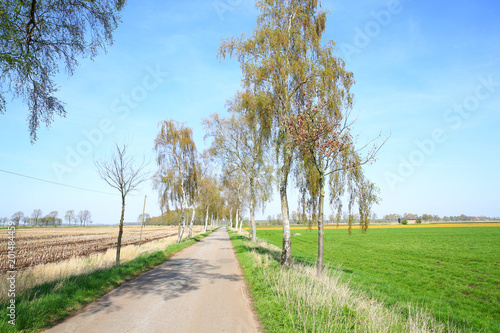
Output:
[0, 225, 190, 271]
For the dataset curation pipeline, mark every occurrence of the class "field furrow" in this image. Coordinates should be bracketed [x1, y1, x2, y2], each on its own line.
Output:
[0, 226, 180, 271]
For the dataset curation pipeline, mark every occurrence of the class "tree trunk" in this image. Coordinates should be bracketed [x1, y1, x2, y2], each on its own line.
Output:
[116, 195, 125, 266]
[229, 208, 233, 228]
[204, 206, 209, 232]
[188, 206, 196, 237]
[236, 206, 240, 231]
[317, 174, 325, 276]
[177, 193, 187, 243]
[280, 154, 292, 267]
[249, 177, 257, 242]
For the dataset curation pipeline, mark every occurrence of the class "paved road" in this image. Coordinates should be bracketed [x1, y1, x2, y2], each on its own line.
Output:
[46, 228, 260, 333]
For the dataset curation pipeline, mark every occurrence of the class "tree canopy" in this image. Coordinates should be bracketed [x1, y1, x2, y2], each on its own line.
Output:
[154, 119, 197, 242]
[0, 0, 126, 142]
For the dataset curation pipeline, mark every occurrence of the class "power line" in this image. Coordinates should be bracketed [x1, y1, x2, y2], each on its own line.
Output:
[0, 168, 117, 195]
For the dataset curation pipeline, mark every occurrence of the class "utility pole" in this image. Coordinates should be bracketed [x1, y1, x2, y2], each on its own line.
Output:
[139, 195, 147, 247]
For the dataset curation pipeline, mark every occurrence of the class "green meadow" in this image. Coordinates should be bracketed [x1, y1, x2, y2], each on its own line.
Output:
[257, 227, 500, 332]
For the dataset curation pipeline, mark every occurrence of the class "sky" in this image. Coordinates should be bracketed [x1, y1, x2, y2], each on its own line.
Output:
[1, 0, 499, 225]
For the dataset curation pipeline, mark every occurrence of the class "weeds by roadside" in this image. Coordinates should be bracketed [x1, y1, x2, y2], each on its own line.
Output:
[0, 228, 203, 301]
[229, 229, 460, 333]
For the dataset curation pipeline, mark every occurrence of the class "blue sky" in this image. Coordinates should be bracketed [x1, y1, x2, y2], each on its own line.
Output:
[1, 0, 499, 224]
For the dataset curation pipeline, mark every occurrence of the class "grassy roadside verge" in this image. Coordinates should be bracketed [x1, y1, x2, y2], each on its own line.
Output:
[229, 229, 457, 333]
[258, 228, 499, 332]
[0, 229, 215, 332]
[229, 230, 296, 332]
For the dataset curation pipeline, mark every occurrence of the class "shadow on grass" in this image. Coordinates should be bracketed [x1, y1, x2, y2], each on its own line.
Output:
[230, 232, 354, 275]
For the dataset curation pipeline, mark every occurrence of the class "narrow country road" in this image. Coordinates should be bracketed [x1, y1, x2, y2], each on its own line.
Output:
[45, 228, 260, 333]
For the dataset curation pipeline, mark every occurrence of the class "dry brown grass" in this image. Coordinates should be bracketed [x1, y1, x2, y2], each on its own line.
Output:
[0, 225, 186, 270]
[0, 225, 204, 301]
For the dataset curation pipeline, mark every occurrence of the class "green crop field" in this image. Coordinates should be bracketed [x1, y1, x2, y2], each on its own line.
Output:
[257, 227, 500, 332]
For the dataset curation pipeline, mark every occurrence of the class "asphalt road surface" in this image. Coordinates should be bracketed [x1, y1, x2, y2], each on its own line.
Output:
[46, 228, 260, 333]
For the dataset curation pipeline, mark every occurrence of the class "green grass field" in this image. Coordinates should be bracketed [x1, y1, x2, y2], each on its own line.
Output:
[257, 227, 500, 332]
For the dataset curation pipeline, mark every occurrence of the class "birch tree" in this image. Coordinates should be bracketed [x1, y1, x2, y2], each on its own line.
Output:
[219, 0, 339, 265]
[154, 120, 197, 243]
[286, 98, 383, 274]
[186, 151, 212, 237]
[95, 143, 148, 265]
[199, 174, 220, 232]
[222, 169, 247, 231]
[204, 111, 273, 242]
[357, 177, 380, 234]
[0, 0, 126, 142]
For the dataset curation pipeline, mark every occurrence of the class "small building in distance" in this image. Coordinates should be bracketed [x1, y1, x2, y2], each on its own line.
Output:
[403, 217, 417, 224]
[398, 217, 418, 224]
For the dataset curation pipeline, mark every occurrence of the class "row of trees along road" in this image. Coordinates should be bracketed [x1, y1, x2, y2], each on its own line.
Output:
[204, 112, 274, 243]
[3, 210, 92, 227]
[146, 0, 385, 276]
[215, 0, 385, 275]
[1, 0, 385, 275]
[152, 120, 235, 242]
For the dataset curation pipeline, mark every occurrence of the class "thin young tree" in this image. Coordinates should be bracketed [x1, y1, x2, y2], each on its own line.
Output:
[154, 120, 197, 243]
[0, 0, 126, 142]
[95, 143, 148, 265]
[204, 111, 273, 242]
[286, 99, 383, 274]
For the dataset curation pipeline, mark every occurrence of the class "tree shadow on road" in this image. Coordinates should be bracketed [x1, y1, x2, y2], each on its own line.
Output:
[80, 252, 241, 317]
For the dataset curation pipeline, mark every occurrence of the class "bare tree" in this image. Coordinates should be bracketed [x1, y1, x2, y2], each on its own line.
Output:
[77, 210, 92, 227]
[64, 210, 75, 226]
[32, 209, 42, 226]
[95, 142, 148, 266]
[11, 211, 24, 227]
[137, 213, 151, 223]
